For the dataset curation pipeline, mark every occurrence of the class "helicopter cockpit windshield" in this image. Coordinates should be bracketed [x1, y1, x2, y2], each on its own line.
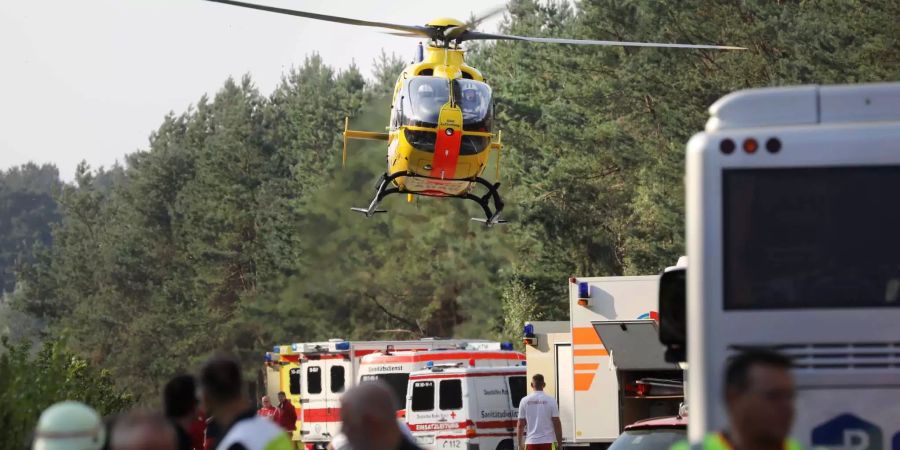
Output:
[401, 77, 493, 155]
[453, 79, 492, 132]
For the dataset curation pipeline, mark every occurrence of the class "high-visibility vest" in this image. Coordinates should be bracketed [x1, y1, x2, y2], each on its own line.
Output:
[671, 433, 805, 450]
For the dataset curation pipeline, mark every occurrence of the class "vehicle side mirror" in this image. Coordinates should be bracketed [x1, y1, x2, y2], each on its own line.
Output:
[659, 267, 687, 363]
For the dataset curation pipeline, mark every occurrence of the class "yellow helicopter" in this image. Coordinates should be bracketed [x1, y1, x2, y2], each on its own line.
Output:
[205, 0, 744, 226]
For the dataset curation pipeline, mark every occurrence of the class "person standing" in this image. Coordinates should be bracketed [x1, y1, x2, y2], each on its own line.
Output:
[163, 374, 206, 450]
[273, 392, 297, 436]
[517, 374, 562, 450]
[257, 396, 277, 420]
[672, 349, 801, 450]
[197, 355, 291, 450]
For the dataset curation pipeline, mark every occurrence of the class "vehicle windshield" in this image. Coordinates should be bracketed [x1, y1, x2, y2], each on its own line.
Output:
[453, 79, 493, 131]
[607, 428, 687, 450]
[402, 77, 493, 131]
[406, 77, 451, 126]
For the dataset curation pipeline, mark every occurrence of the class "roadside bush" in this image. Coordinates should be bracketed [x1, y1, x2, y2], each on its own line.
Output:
[0, 338, 134, 450]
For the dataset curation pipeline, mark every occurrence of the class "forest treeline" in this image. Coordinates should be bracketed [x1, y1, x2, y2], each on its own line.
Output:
[1, 0, 897, 416]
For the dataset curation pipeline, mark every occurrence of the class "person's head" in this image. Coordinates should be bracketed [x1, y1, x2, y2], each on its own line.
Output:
[261, 396, 272, 408]
[462, 88, 477, 103]
[531, 374, 546, 391]
[109, 412, 177, 450]
[277, 391, 286, 403]
[198, 355, 245, 417]
[340, 382, 403, 450]
[724, 349, 795, 444]
[33, 401, 105, 450]
[163, 374, 198, 420]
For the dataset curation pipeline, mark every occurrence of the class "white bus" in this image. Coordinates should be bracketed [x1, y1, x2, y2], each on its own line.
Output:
[686, 82, 900, 448]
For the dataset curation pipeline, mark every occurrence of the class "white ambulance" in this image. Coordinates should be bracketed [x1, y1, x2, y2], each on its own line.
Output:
[288, 338, 497, 450]
[525, 276, 683, 447]
[406, 364, 528, 450]
[358, 343, 526, 414]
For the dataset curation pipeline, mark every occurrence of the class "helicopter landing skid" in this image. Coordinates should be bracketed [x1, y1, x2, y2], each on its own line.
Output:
[350, 172, 507, 226]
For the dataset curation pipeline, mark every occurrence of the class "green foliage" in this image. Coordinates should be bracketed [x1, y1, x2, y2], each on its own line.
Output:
[0, 164, 62, 294]
[0, 338, 133, 450]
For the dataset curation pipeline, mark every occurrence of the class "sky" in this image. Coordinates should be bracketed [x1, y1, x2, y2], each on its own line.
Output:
[0, 0, 507, 181]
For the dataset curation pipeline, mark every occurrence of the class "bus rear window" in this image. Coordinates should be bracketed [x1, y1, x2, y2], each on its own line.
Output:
[412, 381, 435, 411]
[723, 166, 900, 310]
[439, 380, 462, 410]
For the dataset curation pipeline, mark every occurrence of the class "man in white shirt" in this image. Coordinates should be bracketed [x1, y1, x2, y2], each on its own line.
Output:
[517, 374, 562, 450]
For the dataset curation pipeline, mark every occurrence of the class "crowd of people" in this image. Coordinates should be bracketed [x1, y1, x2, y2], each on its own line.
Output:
[29, 349, 799, 450]
[29, 355, 407, 450]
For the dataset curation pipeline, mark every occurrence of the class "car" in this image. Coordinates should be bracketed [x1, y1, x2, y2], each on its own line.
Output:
[607, 415, 687, 450]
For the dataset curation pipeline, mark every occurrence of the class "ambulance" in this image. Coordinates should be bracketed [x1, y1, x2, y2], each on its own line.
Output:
[358, 344, 526, 415]
[405, 363, 528, 450]
[525, 276, 683, 447]
[289, 338, 497, 450]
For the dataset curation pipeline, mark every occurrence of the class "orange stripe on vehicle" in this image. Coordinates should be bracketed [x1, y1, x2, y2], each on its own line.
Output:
[572, 327, 603, 345]
[573, 363, 599, 371]
[574, 373, 596, 391]
[574, 349, 608, 356]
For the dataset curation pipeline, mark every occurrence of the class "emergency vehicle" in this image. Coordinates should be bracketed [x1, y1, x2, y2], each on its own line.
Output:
[525, 276, 682, 447]
[406, 363, 527, 450]
[358, 344, 526, 414]
[286, 338, 498, 449]
[686, 82, 900, 446]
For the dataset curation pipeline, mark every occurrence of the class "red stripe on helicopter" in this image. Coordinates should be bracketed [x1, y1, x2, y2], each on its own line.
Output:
[430, 127, 462, 180]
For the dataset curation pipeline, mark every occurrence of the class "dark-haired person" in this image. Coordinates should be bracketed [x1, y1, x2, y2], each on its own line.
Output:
[516, 374, 562, 450]
[164, 374, 205, 450]
[273, 392, 297, 436]
[672, 349, 801, 450]
[198, 356, 291, 450]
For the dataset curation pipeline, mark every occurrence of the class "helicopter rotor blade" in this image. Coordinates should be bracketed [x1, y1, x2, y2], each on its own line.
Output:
[460, 30, 746, 50]
[204, 0, 434, 38]
[468, 5, 506, 28]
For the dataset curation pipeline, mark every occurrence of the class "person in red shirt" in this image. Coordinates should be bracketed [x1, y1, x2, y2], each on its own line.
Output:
[273, 391, 297, 434]
[258, 396, 277, 420]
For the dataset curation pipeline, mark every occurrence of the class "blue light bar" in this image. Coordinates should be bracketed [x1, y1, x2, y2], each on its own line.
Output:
[291, 343, 300, 352]
[273, 345, 280, 353]
[335, 341, 351, 351]
[501, 341, 514, 351]
[426, 361, 434, 368]
[264, 353, 272, 362]
[578, 282, 590, 299]
[523, 322, 535, 338]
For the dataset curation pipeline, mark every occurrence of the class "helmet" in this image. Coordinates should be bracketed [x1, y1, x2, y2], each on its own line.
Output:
[33, 401, 105, 450]
[463, 88, 477, 101]
[417, 84, 435, 97]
